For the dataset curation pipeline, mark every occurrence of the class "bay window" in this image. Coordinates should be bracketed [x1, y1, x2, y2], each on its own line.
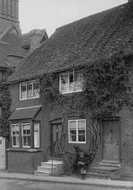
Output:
[20, 80, 40, 100]
[68, 119, 86, 143]
[10, 122, 40, 149]
[59, 70, 83, 94]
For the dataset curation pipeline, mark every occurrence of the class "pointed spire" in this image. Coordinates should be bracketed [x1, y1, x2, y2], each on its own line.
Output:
[0, 0, 19, 22]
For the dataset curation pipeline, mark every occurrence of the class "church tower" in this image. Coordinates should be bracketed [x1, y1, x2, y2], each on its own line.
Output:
[0, 0, 19, 32]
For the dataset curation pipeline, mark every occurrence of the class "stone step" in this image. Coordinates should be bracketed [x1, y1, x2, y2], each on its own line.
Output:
[87, 171, 111, 179]
[87, 161, 120, 179]
[99, 160, 120, 167]
[92, 165, 119, 172]
[35, 159, 64, 176]
[41, 160, 63, 166]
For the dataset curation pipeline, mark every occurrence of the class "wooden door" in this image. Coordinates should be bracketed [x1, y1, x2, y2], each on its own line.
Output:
[51, 123, 65, 157]
[0, 137, 5, 169]
[102, 120, 120, 162]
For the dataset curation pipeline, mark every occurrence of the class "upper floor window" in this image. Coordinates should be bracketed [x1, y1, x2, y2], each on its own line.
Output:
[19, 80, 40, 100]
[59, 70, 83, 94]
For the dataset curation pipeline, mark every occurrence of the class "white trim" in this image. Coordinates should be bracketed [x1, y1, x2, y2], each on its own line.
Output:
[59, 71, 83, 94]
[34, 122, 40, 148]
[19, 80, 40, 101]
[16, 105, 42, 110]
[68, 119, 86, 144]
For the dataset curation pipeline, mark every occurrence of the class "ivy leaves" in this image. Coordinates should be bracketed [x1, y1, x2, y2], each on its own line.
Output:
[0, 84, 11, 137]
[40, 52, 131, 118]
[84, 52, 129, 117]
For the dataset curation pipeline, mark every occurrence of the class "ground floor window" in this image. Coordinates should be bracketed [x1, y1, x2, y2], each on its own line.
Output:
[34, 122, 40, 148]
[11, 124, 20, 147]
[68, 119, 86, 143]
[22, 123, 31, 148]
[10, 121, 40, 149]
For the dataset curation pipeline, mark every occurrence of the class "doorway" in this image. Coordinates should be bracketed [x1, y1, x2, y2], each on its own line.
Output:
[102, 120, 120, 162]
[51, 122, 65, 157]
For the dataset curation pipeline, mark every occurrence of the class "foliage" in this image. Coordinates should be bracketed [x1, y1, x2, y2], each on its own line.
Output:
[40, 51, 130, 118]
[63, 151, 76, 175]
[84, 52, 130, 118]
[40, 51, 131, 173]
[0, 84, 11, 137]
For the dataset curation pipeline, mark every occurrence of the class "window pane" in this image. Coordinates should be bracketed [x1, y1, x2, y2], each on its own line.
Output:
[78, 120, 86, 129]
[22, 123, 31, 148]
[34, 122, 40, 148]
[33, 82, 40, 97]
[27, 82, 33, 98]
[74, 72, 83, 91]
[69, 72, 74, 83]
[60, 73, 68, 93]
[68, 120, 77, 142]
[11, 124, 20, 147]
[69, 120, 76, 129]
[78, 130, 86, 142]
[20, 83, 27, 99]
[70, 129, 76, 141]
[78, 120, 86, 142]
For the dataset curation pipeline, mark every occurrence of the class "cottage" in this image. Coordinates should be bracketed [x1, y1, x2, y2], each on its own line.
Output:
[0, 0, 48, 171]
[7, 1, 133, 179]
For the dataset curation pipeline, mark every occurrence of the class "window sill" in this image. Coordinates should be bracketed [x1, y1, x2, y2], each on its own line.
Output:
[68, 142, 86, 144]
[60, 90, 83, 95]
[6, 148, 42, 152]
[19, 96, 40, 101]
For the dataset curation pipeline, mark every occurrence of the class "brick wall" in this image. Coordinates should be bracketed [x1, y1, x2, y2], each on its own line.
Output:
[7, 149, 44, 173]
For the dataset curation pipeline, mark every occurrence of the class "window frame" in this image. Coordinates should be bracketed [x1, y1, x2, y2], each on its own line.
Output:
[68, 119, 86, 144]
[59, 71, 83, 94]
[11, 123, 20, 148]
[34, 122, 40, 148]
[19, 80, 40, 101]
[21, 123, 31, 148]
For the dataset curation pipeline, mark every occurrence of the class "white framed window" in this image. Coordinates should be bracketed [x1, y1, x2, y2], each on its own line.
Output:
[68, 119, 86, 143]
[19, 80, 40, 100]
[59, 70, 83, 94]
[11, 124, 20, 147]
[22, 123, 31, 148]
[34, 122, 40, 148]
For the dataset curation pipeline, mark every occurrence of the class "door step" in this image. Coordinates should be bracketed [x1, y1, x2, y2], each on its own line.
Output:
[87, 160, 121, 179]
[35, 160, 64, 176]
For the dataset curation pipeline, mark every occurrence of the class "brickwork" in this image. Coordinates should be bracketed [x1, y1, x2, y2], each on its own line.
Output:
[7, 149, 43, 174]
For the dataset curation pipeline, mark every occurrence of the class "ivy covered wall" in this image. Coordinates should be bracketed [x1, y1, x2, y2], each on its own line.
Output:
[0, 83, 11, 137]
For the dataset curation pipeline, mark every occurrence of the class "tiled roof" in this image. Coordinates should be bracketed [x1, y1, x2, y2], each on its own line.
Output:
[8, 2, 133, 83]
[22, 29, 48, 50]
[9, 107, 41, 120]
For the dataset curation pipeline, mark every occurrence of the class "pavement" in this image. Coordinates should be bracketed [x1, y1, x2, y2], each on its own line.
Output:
[0, 170, 133, 189]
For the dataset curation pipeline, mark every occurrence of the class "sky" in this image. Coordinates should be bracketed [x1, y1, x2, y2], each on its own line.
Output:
[19, 0, 127, 36]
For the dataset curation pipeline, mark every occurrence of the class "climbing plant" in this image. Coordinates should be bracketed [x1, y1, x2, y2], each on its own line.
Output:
[40, 51, 131, 173]
[0, 84, 11, 137]
[83, 51, 130, 118]
[40, 51, 130, 118]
